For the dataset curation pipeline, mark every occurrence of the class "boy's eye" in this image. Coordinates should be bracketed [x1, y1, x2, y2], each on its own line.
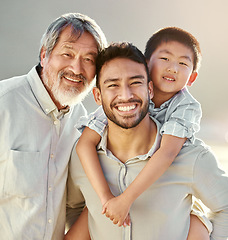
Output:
[160, 57, 168, 61]
[179, 62, 188, 66]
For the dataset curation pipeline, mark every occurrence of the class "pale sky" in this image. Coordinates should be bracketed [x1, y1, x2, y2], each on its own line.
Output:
[1, 0, 228, 145]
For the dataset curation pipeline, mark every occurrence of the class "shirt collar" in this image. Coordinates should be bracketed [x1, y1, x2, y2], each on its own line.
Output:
[27, 66, 70, 117]
[97, 117, 161, 161]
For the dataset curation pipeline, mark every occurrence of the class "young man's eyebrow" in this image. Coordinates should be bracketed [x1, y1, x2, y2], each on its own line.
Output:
[159, 49, 192, 62]
[129, 75, 145, 80]
[104, 78, 119, 84]
[104, 75, 145, 84]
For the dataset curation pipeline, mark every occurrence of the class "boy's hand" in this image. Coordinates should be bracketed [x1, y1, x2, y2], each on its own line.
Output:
[102, 195, 131, 227]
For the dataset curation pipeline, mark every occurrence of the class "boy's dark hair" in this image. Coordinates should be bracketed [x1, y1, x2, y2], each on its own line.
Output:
[144, 27, 202, 72]
[96, 42, 150, 89]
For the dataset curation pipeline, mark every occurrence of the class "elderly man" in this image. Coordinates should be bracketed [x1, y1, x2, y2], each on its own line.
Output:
[67, 42, 228, 240]
[0, 13, 107, 240]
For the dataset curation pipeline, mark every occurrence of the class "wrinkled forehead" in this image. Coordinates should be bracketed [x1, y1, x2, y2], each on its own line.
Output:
[59, 25, 98, 50]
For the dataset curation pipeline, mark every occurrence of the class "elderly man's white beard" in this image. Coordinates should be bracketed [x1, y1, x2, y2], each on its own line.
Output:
[42, 71, 95, 107]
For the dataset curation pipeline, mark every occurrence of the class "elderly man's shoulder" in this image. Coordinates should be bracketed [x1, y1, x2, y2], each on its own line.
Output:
[0, 74, 28, 98]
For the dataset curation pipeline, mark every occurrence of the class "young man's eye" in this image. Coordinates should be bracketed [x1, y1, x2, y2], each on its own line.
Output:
[108, 84, 118, 88]
[160, 57, 168, 61]
[131, 81, 142, 85]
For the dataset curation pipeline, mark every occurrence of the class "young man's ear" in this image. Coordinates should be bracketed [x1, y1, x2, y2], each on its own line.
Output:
[187, 72, 198, 86]
[92, 87, 102, 105]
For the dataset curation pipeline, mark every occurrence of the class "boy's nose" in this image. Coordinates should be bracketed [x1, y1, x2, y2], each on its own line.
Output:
[167, 62, 178, 73]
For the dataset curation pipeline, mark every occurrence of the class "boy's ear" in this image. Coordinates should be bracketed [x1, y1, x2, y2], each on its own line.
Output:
[92, 87, 102, 105]
[187, 72, 198, 86]
[148, 81, 154, 99]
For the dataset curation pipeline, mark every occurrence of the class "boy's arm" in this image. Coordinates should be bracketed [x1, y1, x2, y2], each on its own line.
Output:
[64, 207, 90, 240]
[187, 215, 210, 240]
[103, 135, 186, 226]
[76, 127, 114, 205]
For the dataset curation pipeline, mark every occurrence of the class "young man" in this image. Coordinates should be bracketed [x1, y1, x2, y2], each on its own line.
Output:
[0, 13, 107, 240]
[66, 42, 228, 239]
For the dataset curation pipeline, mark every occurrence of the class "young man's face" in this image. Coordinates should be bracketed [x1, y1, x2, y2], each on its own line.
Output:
[93, 57, 153, 129]
[147, 41, 197, 99]
[40, 26, 98, 108]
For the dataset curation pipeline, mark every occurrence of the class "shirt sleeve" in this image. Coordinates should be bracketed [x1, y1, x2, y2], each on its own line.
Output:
[75, 106, 108, 137]
[161, 98, 202, 142]
[66, 145, 86, 230]
[192, 148, 228, 240]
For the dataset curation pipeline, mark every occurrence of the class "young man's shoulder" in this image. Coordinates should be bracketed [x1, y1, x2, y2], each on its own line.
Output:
[179, 138, 216, 167]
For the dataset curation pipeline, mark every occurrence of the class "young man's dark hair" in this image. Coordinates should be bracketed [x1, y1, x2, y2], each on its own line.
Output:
[96, 42, 150, 89]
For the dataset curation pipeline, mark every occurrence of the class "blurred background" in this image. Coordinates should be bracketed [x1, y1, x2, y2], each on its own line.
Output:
[0, 0, 227, 171]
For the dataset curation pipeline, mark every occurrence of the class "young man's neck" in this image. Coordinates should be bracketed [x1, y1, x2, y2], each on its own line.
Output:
[106, 115, 157, 163]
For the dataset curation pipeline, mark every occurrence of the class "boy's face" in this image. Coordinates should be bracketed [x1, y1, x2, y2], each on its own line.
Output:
[147, 41, 197, 100]
[93, 57, 153, 129]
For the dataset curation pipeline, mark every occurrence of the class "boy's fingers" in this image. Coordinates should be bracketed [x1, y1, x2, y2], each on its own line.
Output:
[125, 215, 131, 226]
[102, 206, 107, 214]
[112, 219, 118, 225]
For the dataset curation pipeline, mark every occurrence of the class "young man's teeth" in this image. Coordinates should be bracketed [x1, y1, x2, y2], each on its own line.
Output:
[118, 105, 136, 112]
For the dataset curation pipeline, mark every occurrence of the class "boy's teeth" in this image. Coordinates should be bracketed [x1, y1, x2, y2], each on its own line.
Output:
[164, 77, 175, 81]
[118, 105, 136, 112]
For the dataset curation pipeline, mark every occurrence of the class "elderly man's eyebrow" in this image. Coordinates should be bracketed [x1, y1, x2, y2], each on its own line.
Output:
[62, 44, 98, 56]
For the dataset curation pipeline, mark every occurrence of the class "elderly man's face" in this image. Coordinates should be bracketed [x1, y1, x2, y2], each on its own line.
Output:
[40, 26, 98, 109]
[93, 57, 153, 129]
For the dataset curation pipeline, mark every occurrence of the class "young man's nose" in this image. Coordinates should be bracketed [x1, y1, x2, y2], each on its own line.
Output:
[118, 86, 134, 100]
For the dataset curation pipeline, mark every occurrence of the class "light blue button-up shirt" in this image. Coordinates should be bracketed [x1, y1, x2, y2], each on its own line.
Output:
[0, 66, 85, 240]
[79, 87, 201, 146]
[67, 118, 228, 240]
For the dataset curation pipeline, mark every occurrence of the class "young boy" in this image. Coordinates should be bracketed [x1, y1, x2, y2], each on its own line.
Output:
[75, 28, 211, 236]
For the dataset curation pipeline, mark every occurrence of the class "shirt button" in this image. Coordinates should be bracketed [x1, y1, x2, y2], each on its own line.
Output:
[48, 219, 52, 224]
[48, 186, 52, 191]
[50, 154, 54, 159]
[54, 121, 58, 125]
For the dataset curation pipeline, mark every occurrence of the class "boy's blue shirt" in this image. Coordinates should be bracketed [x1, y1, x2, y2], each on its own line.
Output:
[76, 87, 202, 144]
